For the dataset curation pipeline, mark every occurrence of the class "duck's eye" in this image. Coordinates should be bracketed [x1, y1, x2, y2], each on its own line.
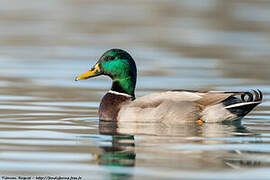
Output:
[106, 56, 115, 61]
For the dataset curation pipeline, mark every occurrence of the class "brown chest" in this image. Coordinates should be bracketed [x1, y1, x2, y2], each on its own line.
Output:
[98, 92, 132, 121]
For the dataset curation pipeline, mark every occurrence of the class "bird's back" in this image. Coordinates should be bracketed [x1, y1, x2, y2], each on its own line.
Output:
[117, 90, 262, 123]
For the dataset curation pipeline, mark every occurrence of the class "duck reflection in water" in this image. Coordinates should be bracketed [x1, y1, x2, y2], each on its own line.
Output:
[95, 120, 268, 175]
[95, 120, 136, 180]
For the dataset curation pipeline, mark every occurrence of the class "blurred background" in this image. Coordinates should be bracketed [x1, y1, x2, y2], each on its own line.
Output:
[1, 0, 270, 91]
[0, 0, 270, 180]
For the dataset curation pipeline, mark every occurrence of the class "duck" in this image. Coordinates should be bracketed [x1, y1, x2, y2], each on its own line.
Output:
[75, 49, 263, 124]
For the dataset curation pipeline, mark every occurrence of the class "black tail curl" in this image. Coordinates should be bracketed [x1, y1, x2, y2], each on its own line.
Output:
[223, 89, 263, 118]
[240, 89, 263, 102]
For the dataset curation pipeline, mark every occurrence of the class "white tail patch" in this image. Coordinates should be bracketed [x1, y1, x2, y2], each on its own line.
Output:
[225, 101, 260, 109]
[201, 104, 237, 122]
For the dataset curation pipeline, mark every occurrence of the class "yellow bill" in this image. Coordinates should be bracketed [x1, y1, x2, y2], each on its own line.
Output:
[75, 63, 102, 81]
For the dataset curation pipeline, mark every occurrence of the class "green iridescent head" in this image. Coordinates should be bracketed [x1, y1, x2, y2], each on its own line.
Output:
[76, 49, 137, 97]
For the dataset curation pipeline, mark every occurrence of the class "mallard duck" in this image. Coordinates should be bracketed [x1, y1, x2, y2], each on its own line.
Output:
[75, 49, 263, 124]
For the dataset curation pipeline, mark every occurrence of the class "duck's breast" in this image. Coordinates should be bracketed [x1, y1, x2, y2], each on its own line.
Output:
[99, 92, 132, 121]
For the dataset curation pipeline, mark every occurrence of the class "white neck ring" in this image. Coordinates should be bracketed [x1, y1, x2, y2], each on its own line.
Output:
[108, 90, 132, 97]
